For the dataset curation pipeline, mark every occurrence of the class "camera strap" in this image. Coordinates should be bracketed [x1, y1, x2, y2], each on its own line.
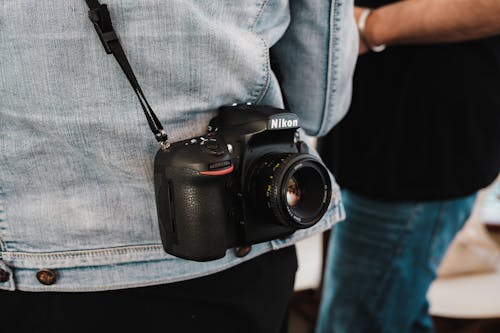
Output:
[84, 0, 170, 149]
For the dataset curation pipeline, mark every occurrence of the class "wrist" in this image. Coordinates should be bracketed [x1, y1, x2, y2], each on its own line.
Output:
[357, 8, 386, 52]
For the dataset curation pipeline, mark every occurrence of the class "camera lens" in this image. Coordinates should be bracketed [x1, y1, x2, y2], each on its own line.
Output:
[250, 154, 332, 228]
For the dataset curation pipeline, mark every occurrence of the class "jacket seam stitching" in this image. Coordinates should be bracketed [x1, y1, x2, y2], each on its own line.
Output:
[249, 0, 272, 33]
[319, 0, 341, 136]
[248, 0, 272, 104]
[0, 189, 7, 253]
[253, 37, 271, 104]
[1, 244, 165, 261]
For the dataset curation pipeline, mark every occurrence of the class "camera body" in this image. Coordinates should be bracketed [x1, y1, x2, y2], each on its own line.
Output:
[154, 104, 332, 261]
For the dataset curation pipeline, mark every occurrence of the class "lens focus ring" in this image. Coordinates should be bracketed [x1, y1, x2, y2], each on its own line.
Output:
[252, 153, 332, 228]
[267, 154, 299, 225]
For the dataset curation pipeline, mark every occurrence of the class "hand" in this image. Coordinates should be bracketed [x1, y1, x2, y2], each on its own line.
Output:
[355, 6, 369, 55]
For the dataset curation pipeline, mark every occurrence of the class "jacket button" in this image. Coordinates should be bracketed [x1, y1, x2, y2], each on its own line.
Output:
[0, 269, 10, 283]
[235, 246, 252, 258]
[36, 269, 57, 285]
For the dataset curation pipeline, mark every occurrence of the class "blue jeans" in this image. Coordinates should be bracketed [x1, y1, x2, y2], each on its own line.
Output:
[316, 190, 477, 333]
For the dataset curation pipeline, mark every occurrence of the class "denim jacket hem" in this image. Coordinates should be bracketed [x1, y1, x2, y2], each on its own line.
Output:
[0, 189, 344, 292]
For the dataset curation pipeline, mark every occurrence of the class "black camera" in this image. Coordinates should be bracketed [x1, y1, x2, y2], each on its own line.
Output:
[154, 104, 332, 261]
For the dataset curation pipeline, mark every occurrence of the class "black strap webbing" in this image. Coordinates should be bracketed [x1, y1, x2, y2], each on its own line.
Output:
[84, 0, 169, 147]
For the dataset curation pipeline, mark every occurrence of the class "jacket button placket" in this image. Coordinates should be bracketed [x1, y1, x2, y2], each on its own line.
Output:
[235, 246, 252, 258]
[0, 268, 10, 283]
[36, 269, 58, 286]
[0, 262, 14, 289]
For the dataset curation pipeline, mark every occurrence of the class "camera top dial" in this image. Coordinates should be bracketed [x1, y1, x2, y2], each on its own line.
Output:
[155, 133, 234, 176]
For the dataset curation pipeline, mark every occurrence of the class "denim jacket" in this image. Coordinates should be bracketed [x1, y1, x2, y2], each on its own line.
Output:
[0, 0, 357, 291]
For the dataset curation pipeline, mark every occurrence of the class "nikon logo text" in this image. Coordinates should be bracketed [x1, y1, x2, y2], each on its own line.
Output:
[270, 118, 298, 129]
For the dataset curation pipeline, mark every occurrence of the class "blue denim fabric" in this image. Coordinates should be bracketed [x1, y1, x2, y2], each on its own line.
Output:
[0, 0, 356, 291]
[316, 190, 477, 333]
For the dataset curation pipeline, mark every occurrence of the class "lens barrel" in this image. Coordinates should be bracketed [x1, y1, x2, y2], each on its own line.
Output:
[250, 153, 332, 228]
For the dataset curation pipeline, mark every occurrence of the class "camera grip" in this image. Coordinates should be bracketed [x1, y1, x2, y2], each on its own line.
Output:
[155, 167, 230, 261]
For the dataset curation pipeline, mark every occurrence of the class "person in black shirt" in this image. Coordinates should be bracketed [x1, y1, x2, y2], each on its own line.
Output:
[316, 1, 500, 332]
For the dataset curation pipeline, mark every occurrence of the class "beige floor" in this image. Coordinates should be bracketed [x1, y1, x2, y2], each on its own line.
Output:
[428, 180, 500, 319]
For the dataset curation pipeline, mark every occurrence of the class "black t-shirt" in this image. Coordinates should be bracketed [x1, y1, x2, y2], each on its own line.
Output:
[320, 0, 500, 201]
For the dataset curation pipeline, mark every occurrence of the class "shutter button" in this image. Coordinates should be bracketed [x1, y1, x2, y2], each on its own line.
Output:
[36, 269, 57, 285]
[0, 269, 10, 283]
[235, 246, 252, 258]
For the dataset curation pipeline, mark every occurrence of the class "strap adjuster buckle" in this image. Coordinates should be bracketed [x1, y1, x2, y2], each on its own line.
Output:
[155, 130, 171, 150]
[88, 4, 118, 54]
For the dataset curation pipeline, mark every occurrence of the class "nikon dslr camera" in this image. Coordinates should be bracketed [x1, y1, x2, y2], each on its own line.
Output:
[154, 104, 332, 261]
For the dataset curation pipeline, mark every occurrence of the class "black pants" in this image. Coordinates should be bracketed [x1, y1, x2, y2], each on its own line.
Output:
[2, 246, 297, 333]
